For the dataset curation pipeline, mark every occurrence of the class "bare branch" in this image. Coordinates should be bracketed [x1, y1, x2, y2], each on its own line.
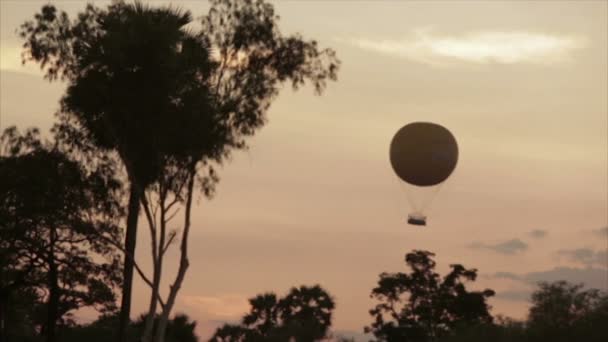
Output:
[153, 168, 195, 341]
[161, 230, 177, 255]
[140, 193, 159, 263]
[93, 232, 165, 305]
[165, 196, 180, 213]
[165, 207, 181, 223]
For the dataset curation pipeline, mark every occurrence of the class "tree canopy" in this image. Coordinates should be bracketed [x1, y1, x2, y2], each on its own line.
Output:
[526, 281, 608, 342]
[210, 285, 335, 342]
[19, 0, 340, 187]
[365, 250, 495, 342]
[0, 127, 123, 342]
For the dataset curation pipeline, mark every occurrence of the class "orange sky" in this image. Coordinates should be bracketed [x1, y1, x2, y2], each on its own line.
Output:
[1, 1, 607, 340]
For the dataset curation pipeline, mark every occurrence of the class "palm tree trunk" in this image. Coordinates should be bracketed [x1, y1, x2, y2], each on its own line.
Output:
[118, 183, 142, 342]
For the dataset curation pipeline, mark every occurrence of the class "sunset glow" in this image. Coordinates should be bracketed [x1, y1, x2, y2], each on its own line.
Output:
[1, 0, 606, 340]
[347, 30, 586, 66]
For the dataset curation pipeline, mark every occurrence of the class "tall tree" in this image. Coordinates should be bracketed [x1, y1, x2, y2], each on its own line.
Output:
[365, 250, 495, 342]
[19, 1, 339, 341]
[0, 127, 123, 342]
[19, 3, 217, 338]
[210, 285, 335, 342]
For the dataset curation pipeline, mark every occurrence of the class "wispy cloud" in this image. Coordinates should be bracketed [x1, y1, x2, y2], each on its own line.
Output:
[491, 266, 608, 302]
[525, 267, 607, 290]
[180, 294, 249, 319]
[590, 226, 608, 237]
[557, 248, 607, 269]
[470, 238, 528, 255]
[343, 29, 585, 66]
[528, 229, 548, 239]
[496, 290, 532, 302]
[493, 272, 523, 281]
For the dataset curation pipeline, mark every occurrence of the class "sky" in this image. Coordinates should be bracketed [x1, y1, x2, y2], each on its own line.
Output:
[1, 0, 607, 340]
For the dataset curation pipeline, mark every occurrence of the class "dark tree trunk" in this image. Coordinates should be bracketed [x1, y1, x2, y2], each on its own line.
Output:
[118, 183, 142, 342]
[0, 290, 7, 342]
[46, 228, 58, 342]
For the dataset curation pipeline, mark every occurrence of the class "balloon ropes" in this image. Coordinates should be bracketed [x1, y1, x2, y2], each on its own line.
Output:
[389, 122, 458, 226]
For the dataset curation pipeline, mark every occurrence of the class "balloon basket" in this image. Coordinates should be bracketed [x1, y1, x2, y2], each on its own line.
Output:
[407, 213, 427, 226]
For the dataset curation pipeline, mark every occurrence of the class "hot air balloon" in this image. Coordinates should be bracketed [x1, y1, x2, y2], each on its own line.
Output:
[389, 122, 458, 226]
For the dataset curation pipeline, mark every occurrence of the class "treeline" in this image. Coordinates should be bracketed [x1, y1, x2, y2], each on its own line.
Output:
[3, 241, 607, 341]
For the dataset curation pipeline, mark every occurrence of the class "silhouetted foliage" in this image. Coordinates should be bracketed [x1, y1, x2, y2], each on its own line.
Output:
[0, 287, 41, 342]
[19, 3, 218, 337]
[526, 281, 608, 342]
[57, 313, 199, 342]
[132, 313, 200, 342]
[210, 285, 335, 342]
[438, 316, 527, 342]
[365, 250, 495, 342]
[19, 1, 339, 340]
[58, 314, 120, 342]
[0, 127, 123, 342]
[439, 281, 608, 342]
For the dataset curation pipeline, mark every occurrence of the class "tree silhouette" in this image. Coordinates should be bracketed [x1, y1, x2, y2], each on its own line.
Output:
[56, 313, 199, 342]
[0, 127, 123, 342]
[132, 313, 199, 342]
[439, 281, 608, 342]
[19, 3, 218, 339]
[0, 287, 40, 342]
[526, 281, 608, 342]
[210, 285, 335, 342]
[19, 1, 339, 340]
[437, 316, 526, 342]
[365, 250, 495, 342]
[59, 314, 121, 342]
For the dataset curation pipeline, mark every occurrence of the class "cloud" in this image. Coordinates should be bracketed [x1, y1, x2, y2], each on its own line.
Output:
[591, 226, 608, 237]
[490, 266, 608, 302]
[470, 238, 528, 255]
[343, 29, 585, 66]
[179, 294, 249, 319]
[525, 267, 607, 290]
[528, 229, 548, 239]
[496, 290, 532, 302]
[557, 248, 608, 269]
[492, 272, 524, 281]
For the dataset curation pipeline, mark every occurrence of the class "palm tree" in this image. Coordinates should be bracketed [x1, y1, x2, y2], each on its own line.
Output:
[20, 3, 218, 339]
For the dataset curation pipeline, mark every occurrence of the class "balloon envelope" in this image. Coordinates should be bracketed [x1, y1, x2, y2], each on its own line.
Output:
[389, 122, 458, 187]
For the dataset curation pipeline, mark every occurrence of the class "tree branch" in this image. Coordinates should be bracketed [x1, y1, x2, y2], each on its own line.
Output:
[93, 232, 165, 306]
[161, 231, 177, 255]
[153, 168, 195, 342]
[140, 193, 158, 264]
[165, 207, 181, 224]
